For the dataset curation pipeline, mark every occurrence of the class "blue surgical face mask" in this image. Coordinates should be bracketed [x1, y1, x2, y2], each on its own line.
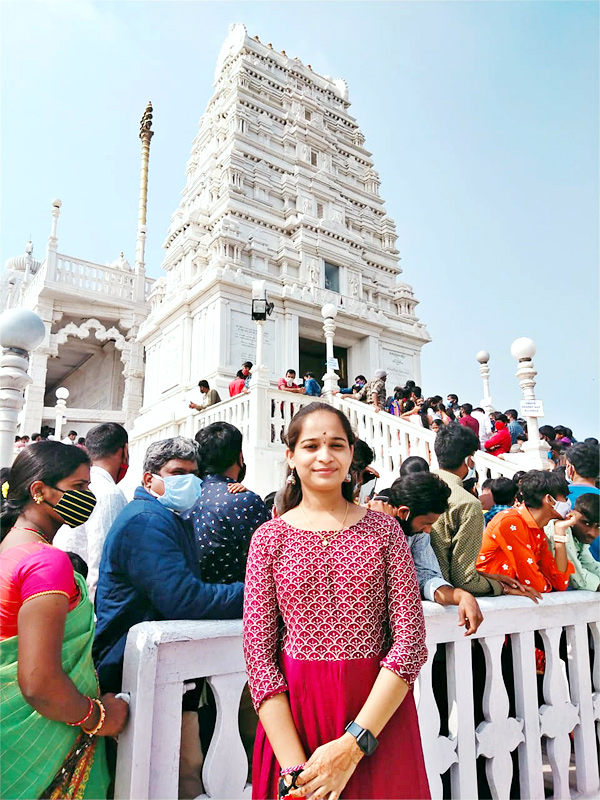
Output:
[465, 458, 477, 482]
[151, 473, 203, 513]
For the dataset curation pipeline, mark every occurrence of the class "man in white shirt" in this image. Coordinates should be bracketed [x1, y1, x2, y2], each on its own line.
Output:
[62, 430, 78, 444]
[55, 422, 129, 600]
[471, 407, 492, 449]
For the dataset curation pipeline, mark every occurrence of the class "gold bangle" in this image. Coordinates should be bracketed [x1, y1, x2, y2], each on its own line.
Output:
[82, 698, 106, 735]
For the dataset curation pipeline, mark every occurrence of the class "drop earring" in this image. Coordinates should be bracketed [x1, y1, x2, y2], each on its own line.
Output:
[286, 470, 297, 486]
[344, 472, 352, 483]
[34, 495, 44, 505]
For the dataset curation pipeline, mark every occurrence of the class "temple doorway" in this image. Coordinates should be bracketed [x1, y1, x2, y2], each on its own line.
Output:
[298, 337, 348, 389]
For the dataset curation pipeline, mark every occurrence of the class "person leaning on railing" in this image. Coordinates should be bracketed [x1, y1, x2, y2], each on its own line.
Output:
[430, 423, 540, 601]
[367, 472, 484, 636]
[0, 442, 128, 800]
[478, 471, 575, 593]
[544, 493, 600, 591]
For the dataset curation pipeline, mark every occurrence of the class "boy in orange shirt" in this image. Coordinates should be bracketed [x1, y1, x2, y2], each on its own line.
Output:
[478, 470, 575, 593]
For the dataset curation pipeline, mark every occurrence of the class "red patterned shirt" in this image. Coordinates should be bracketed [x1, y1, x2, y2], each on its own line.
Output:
[478, 504, 574, 592]
[243, 510, 427, 711]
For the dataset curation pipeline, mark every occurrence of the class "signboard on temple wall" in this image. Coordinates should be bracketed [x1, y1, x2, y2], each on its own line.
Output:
[520, 399, 544, 417]
[229, 309, 274, 374]
[381, 347, 413, 390]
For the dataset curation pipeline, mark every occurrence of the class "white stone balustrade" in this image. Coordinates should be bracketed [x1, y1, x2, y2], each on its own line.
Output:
[21, 253, 156, 306]
[334, 395, 438, 486]
[267, 388, 315, 445]
[115, 591, 599, 800]
[130, 389, 524, 497]
[196, 392, 252, 443]
[55, 255, 135, 299]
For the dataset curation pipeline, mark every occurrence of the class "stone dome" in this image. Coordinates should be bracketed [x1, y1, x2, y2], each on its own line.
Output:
[4, 241, 42, 275]
[109, 252, 132, 270]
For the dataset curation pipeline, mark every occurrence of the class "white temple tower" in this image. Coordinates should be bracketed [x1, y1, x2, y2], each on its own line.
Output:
[135, 23, 430, 434]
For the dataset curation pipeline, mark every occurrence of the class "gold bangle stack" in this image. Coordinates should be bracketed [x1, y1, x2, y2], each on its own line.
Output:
[82, 698, 106, 736]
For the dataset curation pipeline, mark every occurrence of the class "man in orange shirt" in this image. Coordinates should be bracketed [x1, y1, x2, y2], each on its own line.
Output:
[478, 470, 575, 592]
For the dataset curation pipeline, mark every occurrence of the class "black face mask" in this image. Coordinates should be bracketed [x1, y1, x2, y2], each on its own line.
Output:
[48, 489, 97, 527]
[238, 462, 247, 483]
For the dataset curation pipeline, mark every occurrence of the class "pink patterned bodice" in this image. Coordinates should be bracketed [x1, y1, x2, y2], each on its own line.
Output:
[243, 510, 427, 711]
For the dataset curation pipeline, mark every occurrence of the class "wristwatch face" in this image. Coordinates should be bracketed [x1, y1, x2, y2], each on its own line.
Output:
[357, 728, 378, 756]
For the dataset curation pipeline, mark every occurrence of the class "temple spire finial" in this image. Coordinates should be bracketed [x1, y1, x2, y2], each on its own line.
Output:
[135, 101, 154, 275]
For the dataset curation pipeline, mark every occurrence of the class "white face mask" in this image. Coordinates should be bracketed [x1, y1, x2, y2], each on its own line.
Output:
[286, 379, 294, 387]
[550, 497, 572, 519]
[464, 458, 476, 482]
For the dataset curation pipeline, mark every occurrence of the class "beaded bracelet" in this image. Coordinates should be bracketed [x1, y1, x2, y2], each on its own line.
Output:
[67, 696, 94, 727]
[280, 764, 305, 776]
[82, 698, 106, 736]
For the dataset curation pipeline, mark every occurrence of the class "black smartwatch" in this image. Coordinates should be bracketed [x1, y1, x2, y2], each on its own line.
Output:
[344, 721, 379, 756]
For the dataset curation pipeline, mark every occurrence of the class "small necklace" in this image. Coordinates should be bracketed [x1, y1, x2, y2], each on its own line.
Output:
[299, 501, 350, 548]
[10, 526, 52, 545]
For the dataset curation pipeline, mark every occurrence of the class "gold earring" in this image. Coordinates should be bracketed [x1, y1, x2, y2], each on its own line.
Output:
[34, 495, 44, 505]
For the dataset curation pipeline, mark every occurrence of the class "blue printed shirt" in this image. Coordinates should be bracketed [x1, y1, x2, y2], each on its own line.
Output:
[484, 504, 512, 526]
[183, 474, 271, 584]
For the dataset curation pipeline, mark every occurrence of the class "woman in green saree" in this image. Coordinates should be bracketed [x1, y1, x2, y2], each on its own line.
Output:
[1, 442, 129, 799]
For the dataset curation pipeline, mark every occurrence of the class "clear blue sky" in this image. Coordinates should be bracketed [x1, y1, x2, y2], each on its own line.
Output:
[2, 1, 598, 438]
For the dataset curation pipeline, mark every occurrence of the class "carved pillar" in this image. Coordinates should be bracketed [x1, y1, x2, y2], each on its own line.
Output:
[476, 350, 494, 414]
[0, 309, 45, 467]
[321, 303, 339, 398]
[20, 348, 50, 435]
[510, 338, 551, 470]
[20, 300, 55, 435]
[121, 321, 145, 429]
[45, 199, 61, 282]
[54, 387, 69, 441]
[283, 310, 299, 375]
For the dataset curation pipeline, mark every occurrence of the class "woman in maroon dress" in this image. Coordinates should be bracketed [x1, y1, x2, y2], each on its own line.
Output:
[244, 403, 430, 800]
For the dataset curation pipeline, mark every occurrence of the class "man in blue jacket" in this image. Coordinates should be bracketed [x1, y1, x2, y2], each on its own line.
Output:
[94, 436, 243, 798]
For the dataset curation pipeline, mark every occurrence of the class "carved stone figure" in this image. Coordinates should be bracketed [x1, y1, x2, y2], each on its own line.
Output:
[308, 260, 320, 286]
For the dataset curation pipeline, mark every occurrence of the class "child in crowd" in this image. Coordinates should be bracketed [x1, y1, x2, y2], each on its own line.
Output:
[483, 477, 518, 526]
[544, 493, 600, 591]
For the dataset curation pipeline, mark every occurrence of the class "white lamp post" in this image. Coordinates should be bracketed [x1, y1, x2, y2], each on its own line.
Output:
[0, 308, 45, 467]
[510, 337, 550, 470]
[475, 350, 494, 414]
[54, 387, 70, 442]
[321, 303, 339, 398]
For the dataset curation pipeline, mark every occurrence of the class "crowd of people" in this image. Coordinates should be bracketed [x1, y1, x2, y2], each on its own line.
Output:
[1, 390, 598, 799]
[188, 364, 592, 473]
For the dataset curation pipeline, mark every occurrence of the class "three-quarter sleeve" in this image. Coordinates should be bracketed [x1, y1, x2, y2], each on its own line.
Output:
[380, 518, 428, 686]
[243, 522, 289, 711]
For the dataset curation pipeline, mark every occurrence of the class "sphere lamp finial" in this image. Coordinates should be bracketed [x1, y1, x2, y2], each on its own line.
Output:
[0, 308, 45, 352]
[321, 303, 337, 320]
[511, 337, 536, 360]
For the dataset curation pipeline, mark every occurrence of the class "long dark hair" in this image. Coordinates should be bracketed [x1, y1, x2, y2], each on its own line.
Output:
[278, 402, 356, 514]
[0, 442, 90, 538]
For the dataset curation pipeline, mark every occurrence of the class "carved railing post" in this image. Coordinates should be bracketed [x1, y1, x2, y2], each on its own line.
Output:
[476, 634, 524, 797]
